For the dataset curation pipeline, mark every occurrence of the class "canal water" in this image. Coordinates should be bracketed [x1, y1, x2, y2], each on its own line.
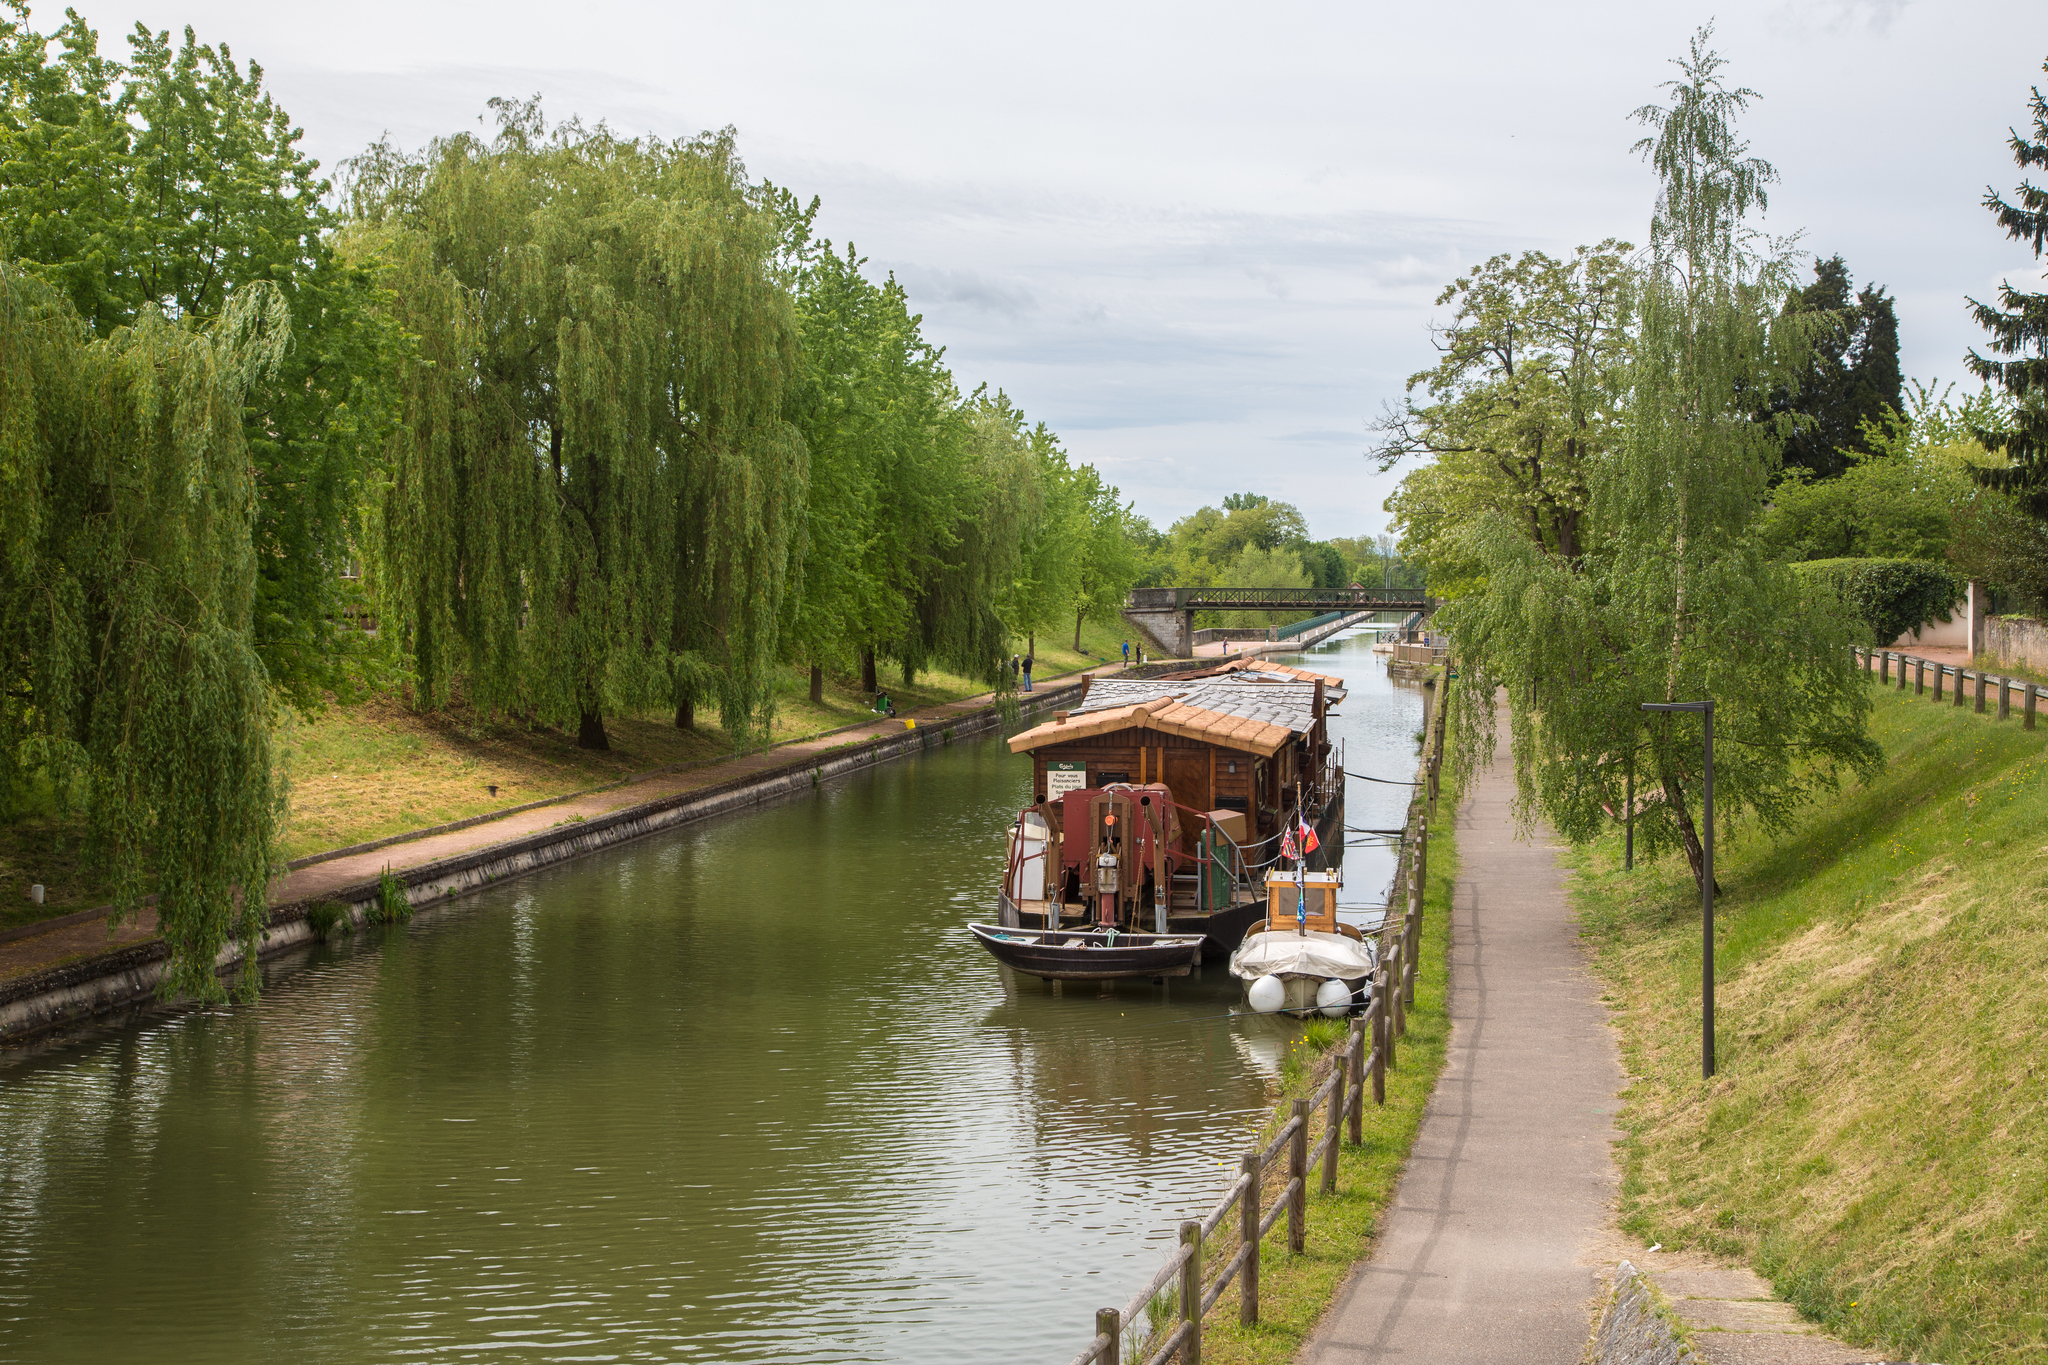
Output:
[0, 631, 1424, 1364]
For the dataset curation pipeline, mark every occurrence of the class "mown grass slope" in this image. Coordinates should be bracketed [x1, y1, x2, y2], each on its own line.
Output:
[1571, 686, 2048, 1364]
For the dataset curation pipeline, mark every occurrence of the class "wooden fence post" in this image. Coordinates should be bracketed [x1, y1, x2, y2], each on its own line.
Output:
[1976, 671, 1988, 713]
[1999, 677, 2012, 721]
[1179, 1221, 1202, 1365]
[1372, 989, 1387, 1104]
[1405, 892, 1419, 1009]
[1380, 967, 1397, 1069]
[1898, 654, 1909, 691]
[1348, 1021, 1367, 1143]
[1934, 663, 1944, 702]
[1324, 1055, 1345, 1196]
[1915, 658, 1925, 694]
[1096, 1308, 1120, 1365]
[1879, 652, 1890, 684]
[1239, 1153, 1261, 1327]
[2027, 684, 2038, 731]
[1288, 1100, 1309, 1255]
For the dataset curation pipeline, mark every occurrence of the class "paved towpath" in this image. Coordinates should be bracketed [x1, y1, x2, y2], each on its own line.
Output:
[1300, 711, 1625, 1363]
[1, 664, 1126, 983]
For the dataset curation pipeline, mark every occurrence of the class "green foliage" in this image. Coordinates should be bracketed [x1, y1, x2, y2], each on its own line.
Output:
[1964, 58, 2048, 518]
[1440, 29, 1877, 896]
[1767, 254, 1901, 482]
[1379, 242, 1633, 590]
[344, 100, 803, 747]
[0, 5, 399, 709]
[304, 899, 353, 940]
[374, 868, 411, 924]
[0, 263, 288, 1001]
[1789, 558, 1964, 646]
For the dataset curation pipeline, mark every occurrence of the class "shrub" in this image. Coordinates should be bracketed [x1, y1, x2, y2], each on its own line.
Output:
[303, 900, 354, 940]
[1791, 558, 1965, 646]
[374, 868, 413, 924]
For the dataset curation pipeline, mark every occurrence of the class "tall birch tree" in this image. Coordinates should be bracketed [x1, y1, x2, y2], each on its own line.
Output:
[1439, 28, 1877, 892]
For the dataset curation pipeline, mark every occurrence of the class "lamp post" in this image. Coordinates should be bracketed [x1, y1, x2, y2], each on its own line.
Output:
[1641, 698, 1715, 1079]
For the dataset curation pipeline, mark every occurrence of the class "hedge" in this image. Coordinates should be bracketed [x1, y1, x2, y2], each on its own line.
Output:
[1791, 557, 1966, 646]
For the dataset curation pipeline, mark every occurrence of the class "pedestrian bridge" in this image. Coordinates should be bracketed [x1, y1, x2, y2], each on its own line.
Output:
[1124, 586, 1432, 657]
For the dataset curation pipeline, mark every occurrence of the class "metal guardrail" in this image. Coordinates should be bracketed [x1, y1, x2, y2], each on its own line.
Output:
[1273, 611, 1348, 641]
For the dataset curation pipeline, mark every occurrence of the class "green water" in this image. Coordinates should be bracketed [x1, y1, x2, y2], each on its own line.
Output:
[0, 633, 1423, 1363]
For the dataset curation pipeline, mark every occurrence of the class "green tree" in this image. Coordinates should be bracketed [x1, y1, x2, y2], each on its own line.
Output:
[1767, 254, 1901, 482]
[1, 6, 397, 708]
[1440, 29, 1876, 894]
[345, 102, 803, 747]
[780, 234, 958, 703]
[1066, 466, 1144, 648]
[1966, 58, 2048, 516]
[1378, 243, 1633, 588]
[0, 264, 291, 999]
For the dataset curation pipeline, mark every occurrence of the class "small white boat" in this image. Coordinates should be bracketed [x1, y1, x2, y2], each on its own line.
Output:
[1229, 872, 1378, 1015]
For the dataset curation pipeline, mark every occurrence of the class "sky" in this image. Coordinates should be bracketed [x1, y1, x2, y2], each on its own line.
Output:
[74, 0, 2048, 539]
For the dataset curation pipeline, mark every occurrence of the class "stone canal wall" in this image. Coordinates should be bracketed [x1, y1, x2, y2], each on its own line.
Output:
[0, 684, 1083, 1043]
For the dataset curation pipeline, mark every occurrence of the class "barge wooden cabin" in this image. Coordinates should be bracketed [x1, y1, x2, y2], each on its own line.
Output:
[998, 659, 1348, 946]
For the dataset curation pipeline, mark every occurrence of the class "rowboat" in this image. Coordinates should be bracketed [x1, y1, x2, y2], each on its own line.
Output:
[967, 923, 1208, 981]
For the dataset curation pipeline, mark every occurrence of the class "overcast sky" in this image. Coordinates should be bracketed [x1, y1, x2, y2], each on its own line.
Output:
[81, 0, 2048, 538]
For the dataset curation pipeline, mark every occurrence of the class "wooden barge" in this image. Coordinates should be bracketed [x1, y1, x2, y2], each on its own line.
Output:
[988, 659, 1348, 964]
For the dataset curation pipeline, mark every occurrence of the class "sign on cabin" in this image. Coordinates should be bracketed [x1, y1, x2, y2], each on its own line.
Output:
[1045, 761, 1088, 801]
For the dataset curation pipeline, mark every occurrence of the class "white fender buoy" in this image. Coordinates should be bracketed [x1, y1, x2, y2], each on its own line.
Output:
[1248, 975, 1286, 1014]
[1316, 978, 1351, 1017]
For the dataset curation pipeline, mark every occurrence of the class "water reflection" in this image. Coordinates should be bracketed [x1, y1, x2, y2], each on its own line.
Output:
[0, 633, 1423, 1364]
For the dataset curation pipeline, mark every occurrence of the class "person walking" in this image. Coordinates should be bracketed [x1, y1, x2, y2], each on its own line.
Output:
[1121, 640, 1130, 665]
[1022, 652, 1034, 692]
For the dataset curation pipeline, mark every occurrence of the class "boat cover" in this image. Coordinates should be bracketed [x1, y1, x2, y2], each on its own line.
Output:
[1228, 929, 1378, 982]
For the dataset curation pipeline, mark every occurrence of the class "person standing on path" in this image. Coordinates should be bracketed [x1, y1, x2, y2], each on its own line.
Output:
[1122, 640, 1130, 665]
[1021, 652, 1033, 692]
[1299, 705, 1623, 1365]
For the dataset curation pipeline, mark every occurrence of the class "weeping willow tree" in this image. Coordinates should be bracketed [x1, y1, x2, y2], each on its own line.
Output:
[1440, 28, 1877, 892]
[343, 101, 803, 746]
[896, 390, 1039, 686]
[0, 263, 289, 999]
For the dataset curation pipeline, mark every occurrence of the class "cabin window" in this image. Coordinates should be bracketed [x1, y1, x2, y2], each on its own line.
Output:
[1097, 771, 1130, 784]
[1213, 796, 1248, 812]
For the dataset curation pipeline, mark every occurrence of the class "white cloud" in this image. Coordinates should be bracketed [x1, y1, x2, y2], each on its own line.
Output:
[87, 0, 2048, 538]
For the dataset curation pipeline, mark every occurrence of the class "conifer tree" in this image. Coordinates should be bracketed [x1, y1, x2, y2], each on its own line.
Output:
[1966, 59, 2048, 515]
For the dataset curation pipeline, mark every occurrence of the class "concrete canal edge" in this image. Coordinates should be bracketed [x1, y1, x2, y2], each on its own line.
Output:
[1589, 1262, 1697, 1365]
[0, 684, 1084, 1043]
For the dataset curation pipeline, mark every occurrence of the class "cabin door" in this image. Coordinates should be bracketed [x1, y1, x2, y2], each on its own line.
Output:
[1162, 748, 1210, 853]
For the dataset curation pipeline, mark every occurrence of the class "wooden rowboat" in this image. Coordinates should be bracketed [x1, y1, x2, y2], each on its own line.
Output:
[968, 923, 1207, 981]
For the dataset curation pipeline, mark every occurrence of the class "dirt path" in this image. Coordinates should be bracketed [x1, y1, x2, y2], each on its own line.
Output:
[0, 664, 1122, 983]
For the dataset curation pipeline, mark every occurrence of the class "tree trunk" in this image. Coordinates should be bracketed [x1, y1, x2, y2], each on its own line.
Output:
[1657, 763, 1721, 896]
[861, 647, 877, 694]
[578, 707, 611, 751]
[809, 663, 824, 704]
[674, 697, 694, 731]
[1074, 609, 1085, 651]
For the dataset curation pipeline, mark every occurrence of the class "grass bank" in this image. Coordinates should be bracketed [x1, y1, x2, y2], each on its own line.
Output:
[1570, 686, 2048, 1364]
[1188, 770, 1458, 1365]
[1, 620, 1131, 931]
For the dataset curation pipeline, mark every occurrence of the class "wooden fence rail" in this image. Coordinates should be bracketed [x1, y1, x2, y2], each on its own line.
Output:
[1062, 673, 1447, 1364]
[1853, 648, 2047, 732]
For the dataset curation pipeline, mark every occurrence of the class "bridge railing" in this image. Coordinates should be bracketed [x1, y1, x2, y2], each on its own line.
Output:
[1128, 587, 1429, 612]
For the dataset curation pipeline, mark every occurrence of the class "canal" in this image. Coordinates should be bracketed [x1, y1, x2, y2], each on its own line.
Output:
[0, 630, 1425, 1364]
